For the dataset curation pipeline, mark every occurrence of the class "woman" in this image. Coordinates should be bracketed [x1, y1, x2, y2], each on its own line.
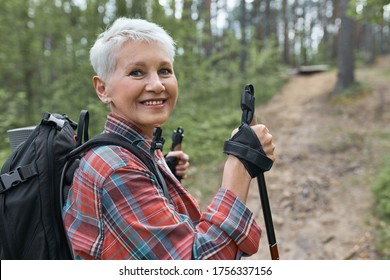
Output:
[63, 17, 276, 260]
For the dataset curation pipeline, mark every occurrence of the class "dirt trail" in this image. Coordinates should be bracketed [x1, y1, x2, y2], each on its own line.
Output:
[244, 57, 390, 260]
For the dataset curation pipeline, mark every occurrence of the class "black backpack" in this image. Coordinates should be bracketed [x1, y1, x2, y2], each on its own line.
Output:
[0, 110, 170, 260]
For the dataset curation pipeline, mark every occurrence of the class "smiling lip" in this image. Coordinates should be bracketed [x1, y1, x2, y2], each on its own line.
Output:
[141, 99, 167, 106]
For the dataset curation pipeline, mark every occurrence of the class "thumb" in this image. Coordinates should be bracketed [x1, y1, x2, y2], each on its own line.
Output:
[250, 114, 257, 126]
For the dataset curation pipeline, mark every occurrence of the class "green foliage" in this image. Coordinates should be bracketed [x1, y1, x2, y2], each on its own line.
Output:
[0, 89, 29, 150]
[349, 0, 389, 23]
[372, 158, 390, 258]
[247, 39, 285, 103]
[0, 0, 285, 194]
[330, 80, 371, 100]
[373, 163, 390, 220]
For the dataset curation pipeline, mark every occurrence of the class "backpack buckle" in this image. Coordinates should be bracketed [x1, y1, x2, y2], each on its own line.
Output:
[0, 168, 24, 192]
[151, 127, 165, 151]
[42, 113, 66, 130]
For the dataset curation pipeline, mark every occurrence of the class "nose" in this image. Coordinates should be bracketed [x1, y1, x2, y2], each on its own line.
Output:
[146, 72, 165, 94]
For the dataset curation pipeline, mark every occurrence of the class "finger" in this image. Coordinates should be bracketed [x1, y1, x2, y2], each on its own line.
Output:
[176, 172, 187, 179]
[260, 130, 272, 146]
[166, 150, 181, 158]
[176, 161, 190, 171]
[179, 153, 190, 162]
[175, 167, 189, 178]
[166, 151, 190, 161]
[250, 115, 257, 126]
[261, 134, 276, 162]
[251, 124, 267, 139]
[231, 127, 239, 137]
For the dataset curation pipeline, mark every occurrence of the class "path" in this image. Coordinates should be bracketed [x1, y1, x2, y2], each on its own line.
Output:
[244, 57, 390, 260]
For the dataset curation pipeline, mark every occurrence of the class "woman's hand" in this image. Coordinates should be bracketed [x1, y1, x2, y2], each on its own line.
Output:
[251, 124, 276, 162]
[165, 151, 190, 179]
[231, 124, 276, 162]
[223, 124, 275, 203]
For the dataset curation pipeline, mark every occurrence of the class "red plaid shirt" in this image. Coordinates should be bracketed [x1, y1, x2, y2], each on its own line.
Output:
[62, 113, 261, 259]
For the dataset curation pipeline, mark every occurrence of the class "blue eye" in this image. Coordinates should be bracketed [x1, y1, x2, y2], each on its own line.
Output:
[129, 70, 143, 77]
[160, 68, 172, 75]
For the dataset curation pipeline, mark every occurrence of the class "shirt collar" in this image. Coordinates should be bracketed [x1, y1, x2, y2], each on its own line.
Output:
[104, 113, 152, 151]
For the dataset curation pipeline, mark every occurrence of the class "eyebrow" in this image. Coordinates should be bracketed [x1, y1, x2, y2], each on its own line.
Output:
[126, 61, 146, 68]
[124, 60, 172, 69]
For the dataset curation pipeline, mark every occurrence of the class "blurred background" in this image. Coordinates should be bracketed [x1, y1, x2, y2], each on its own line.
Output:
[0, 0, 389, 259]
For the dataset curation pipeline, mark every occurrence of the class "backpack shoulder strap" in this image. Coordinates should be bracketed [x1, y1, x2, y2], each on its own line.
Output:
[66, 133, 171, 201]
[76, 110, 89, 146]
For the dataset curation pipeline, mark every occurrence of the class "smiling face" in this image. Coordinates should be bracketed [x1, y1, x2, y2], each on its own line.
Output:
[93, 40, 178, 137]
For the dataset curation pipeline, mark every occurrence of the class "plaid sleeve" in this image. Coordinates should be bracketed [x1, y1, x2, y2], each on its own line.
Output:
[198, 188, 262, 258]
[101, 169, 261, 260]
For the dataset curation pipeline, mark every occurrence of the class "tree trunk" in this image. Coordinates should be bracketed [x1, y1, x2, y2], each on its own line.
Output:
[239, 0, 248, 73]
[334, 0, 355, 93]
[251, 0, 262, 41]
[291, 0, 298, 66]
[300, 2, 308, 65]
[201, 0, 212, 57]
[182, 0, 192, 21]
[362, 23, 376, 64]
[264, 0, 271, 40]
[332, 0, 341, 60]
[282, 0, 290, 65]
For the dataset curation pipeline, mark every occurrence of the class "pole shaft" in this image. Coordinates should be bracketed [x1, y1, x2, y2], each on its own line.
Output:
[257, 174, 279, 260]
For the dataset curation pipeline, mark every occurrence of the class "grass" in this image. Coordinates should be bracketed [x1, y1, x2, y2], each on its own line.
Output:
[329, 81, 372, 105]
[372, 158, 390, 259]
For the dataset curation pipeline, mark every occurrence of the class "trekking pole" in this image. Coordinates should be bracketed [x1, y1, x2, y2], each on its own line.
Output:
[241, 84, 279, 260]
[166, 127, 184, 181]
[171, 127, 184, 152]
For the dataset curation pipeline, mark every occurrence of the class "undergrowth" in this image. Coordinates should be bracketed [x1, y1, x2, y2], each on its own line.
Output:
[329, 81, 372, 105]
[372, 158, 390, 259]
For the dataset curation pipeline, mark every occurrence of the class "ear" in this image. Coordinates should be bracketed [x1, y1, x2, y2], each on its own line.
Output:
[93, 76, 111, 104]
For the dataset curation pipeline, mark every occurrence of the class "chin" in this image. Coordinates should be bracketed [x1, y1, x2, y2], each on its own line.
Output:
[151, 114, 170, 126]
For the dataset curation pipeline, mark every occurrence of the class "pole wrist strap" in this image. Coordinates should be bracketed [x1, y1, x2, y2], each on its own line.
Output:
[223, 123, 273, 178]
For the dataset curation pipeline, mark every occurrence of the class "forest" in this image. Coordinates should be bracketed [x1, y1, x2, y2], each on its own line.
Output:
[0, 0, 388, 160]
[0, 0, 389, 259]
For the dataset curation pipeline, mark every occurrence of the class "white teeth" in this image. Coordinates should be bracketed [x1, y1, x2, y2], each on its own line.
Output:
[144, 100, 164, 105]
